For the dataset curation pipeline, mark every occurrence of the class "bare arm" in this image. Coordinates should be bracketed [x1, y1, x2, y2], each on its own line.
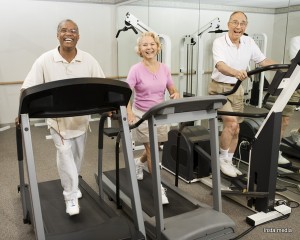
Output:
[127, 99, 136, 125]
[258, 58, 277, 67]
[167, 85, 180, 99]
[216, 61, 248, 81]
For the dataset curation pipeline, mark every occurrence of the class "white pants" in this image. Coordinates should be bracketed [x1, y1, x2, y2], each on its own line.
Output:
[50, 128, 87, 200]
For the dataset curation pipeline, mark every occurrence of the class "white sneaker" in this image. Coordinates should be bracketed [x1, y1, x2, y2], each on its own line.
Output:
[222, 157, 242, 176]
[231, 160, 243, 176]
[65, 198, 80, 216]
[220, 157, 237, 178]
[290, 129, 300, 146]
[135, 158, 144, 180]
[278, 152, 290, 165]
[77, 189, 82, 199]
[161, 185, 169, 205]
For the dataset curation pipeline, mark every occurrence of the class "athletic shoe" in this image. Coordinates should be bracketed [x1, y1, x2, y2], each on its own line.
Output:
[135, 158, 144, 180]
[77, 189, 82, 199]
[65, 198, 80, 216]
[161, 185, 169, 205]
[278, 151, 290, 165]
[231, 159, 243, 176]
[220, 157, 237, 178]
[290, 129, 300, 146]
[220, 157, 243, 176]
[234, 166, 243, 176]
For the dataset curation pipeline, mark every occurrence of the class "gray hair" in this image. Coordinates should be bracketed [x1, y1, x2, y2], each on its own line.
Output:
[57, 19, 79, 33]
[229, 11, 248, 22]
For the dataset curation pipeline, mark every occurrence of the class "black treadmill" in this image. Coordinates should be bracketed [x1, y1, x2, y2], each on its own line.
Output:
[103, 95, 236, 240]
[16, 77, 145, 240]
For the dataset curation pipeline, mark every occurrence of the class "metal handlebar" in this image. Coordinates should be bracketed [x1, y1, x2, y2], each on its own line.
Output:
[221, 64, 290, 96]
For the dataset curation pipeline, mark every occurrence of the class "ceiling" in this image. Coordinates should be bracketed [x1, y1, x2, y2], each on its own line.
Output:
[38, 0, 300, 9]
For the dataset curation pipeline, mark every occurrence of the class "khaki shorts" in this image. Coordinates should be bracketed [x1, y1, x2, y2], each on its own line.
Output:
[267, 89, 300, 117]
[132, 106, 168, 143]
[208, 80, 244, 123]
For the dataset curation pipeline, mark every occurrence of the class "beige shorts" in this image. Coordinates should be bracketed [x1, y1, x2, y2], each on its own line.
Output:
[132, 106, 168, 143]
[208, 80, 244, 123]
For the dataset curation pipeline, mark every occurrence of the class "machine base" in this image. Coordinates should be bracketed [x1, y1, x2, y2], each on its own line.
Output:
[246, 205, 291, 226]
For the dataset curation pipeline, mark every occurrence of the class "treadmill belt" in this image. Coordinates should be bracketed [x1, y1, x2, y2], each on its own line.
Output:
[38, 179, 142, 240]
[104, 169, 198, 218]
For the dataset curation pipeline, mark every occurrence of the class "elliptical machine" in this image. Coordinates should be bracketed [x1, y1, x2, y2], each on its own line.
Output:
[162, 50, 300, 225]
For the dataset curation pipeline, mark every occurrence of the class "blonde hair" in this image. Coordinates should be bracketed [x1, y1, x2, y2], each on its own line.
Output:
[135, 32, 161, 57]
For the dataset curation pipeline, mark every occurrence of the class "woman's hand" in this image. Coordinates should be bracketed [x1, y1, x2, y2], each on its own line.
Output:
[170, 91, 180, 99]
[127, 111, 136, 125]
[168, 85, 180, 100]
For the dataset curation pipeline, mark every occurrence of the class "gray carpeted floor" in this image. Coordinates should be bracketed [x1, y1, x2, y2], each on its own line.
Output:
[0, 111, 299, 240]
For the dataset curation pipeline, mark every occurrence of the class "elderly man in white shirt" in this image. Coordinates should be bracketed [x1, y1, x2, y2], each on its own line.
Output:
[22, 19, 105, 216]
[208, 11, 278, 178]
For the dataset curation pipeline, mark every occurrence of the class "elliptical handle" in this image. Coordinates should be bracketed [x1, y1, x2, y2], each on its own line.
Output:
[247, 64, 290, 77]
[221, 64, 290, 96]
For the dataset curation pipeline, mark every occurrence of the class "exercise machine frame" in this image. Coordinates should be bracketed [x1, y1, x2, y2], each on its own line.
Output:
[16, 78, 145, 240]
[102, 95, 236, 240]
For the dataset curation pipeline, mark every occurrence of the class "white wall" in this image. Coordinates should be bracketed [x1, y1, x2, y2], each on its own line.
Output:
[0, 0, 116, 125]
[1, 0, 299, 125]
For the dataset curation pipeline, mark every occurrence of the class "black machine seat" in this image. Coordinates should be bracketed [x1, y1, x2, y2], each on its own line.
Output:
[17, 78, 145, 240]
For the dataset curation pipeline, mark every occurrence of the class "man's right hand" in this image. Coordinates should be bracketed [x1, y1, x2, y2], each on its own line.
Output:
[235, 69, 248, 81]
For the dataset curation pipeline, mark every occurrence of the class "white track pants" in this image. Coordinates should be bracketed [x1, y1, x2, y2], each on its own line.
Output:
[50, 128, 87, 200]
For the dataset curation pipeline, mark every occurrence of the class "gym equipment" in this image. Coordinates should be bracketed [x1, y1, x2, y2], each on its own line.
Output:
[162, 125, 211, 183]
[103, 95, 236, 240]
[116, 12, 171, 69]
[162, 50, 300, 225]
[178, 18, 220, 98]
[246, 33, 268, 107]
[16, 78, 145, 240]
[281, 137, 300, 159]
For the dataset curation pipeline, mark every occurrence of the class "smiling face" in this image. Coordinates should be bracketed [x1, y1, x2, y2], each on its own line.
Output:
[136, 33, 161, 61]
[57, 20, 80, 52]
[139, 36, 158, 60]
[227, 12, 248, 44]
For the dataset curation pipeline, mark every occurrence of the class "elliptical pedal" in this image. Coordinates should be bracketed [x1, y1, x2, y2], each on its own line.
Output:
[221, 173, 248, 192]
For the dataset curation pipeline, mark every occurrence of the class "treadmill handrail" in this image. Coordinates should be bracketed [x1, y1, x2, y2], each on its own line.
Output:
[18, 77, 132, 118]
[130, 95, 227, 129]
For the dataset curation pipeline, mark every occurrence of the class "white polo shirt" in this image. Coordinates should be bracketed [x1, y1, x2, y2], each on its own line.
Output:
[290, 36, 300, 60]
[211, 33, 266, 84]
[22, 47, 105, 139]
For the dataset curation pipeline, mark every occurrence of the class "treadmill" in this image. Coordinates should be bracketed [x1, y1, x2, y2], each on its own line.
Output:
[103, 95, 236, 240]
[16, 77, 145, 240]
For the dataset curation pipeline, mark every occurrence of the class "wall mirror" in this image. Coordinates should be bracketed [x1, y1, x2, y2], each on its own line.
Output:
[115, 0, 299, 97]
